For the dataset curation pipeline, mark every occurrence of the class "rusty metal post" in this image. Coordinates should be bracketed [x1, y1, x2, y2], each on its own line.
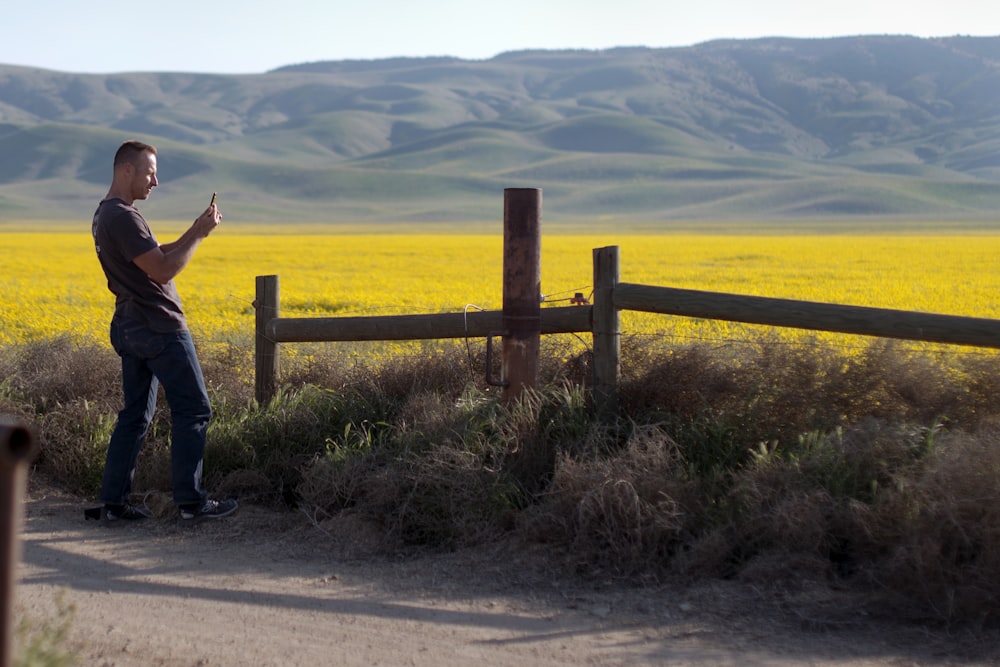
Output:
[1, 417, 37, 667]
[502, 188, 542, 402]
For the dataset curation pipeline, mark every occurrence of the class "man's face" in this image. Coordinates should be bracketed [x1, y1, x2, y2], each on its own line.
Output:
[129, 152, 158, 201]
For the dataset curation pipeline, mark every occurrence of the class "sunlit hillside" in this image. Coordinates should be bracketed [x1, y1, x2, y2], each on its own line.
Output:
[2, 36, 1000, 223]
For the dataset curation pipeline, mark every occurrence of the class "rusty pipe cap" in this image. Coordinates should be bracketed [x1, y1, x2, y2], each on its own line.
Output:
[0, 417, 37, 468]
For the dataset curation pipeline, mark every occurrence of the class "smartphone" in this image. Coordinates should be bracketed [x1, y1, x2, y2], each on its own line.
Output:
[210, 192, 217, 207]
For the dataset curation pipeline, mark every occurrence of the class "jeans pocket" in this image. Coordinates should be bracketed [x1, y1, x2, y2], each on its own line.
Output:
[112, 318, 168, 359]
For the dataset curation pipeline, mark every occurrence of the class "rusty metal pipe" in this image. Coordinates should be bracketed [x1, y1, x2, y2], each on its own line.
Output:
[501, 188, 542, 403]
[1, 418, 37, 667]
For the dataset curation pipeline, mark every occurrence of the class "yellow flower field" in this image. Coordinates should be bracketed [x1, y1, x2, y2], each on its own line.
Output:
[3, 223, 1000, 356]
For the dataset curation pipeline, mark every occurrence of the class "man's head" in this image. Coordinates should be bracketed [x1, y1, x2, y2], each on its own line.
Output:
[112, 140, 158, 203]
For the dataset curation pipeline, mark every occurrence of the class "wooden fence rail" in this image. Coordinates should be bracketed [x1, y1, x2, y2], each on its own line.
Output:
[266, 300, 590, 343]
[613, 283, 1000, 349]
[590, 244, 1000, 414]
[255, 244, 1000, 411]
[254, 272, 591, 403]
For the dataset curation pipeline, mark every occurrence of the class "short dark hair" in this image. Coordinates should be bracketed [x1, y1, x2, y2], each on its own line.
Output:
[113, 140, 157, 168]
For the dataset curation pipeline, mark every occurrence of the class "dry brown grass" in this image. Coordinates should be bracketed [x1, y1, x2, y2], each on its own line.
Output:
[5, 334, 1000, 625]
[520, 425, 694, 578]
[865, 429, 1000, 624]
[1, 337, 121, 493]
[0, 335, 119, 410]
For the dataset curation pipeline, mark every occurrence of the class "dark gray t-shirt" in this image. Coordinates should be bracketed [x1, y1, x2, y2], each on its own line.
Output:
[92, 198, 188, 333]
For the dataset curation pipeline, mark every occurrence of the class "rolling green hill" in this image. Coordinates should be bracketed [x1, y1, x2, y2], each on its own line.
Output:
[2, 36, 1000, 224]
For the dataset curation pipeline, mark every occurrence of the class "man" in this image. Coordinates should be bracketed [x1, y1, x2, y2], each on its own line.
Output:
[91, 139, 237, 522]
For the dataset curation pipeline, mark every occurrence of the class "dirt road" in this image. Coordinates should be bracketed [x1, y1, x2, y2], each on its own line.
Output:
[12, 483, 1000, 666]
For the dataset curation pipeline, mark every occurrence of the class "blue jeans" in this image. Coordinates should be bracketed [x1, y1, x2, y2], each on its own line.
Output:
[99, 317, 211, 507]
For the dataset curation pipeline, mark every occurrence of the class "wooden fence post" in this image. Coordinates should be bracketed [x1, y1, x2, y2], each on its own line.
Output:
[592, 246, 620, 418]
[502, 188, 542, 403]
[255, 275, 280, 405]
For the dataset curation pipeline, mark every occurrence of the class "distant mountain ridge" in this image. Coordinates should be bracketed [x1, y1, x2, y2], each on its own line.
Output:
[2, 35, 1000, 223]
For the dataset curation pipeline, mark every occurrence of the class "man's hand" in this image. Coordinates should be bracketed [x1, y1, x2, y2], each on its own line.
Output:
[193, 201, 222, 238]
[134, 203, 223, 284]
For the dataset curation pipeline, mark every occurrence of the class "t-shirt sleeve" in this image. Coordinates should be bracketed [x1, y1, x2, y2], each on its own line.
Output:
[104, 208, 159, 263]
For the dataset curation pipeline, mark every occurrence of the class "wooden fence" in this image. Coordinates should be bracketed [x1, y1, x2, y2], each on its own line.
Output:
[255, 244, 1000, 413]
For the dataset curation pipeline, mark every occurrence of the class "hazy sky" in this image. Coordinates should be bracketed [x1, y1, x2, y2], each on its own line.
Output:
[3, 0, 997, 74]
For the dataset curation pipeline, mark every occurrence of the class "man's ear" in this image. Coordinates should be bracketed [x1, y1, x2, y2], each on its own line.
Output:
[115, 160, 134, 178]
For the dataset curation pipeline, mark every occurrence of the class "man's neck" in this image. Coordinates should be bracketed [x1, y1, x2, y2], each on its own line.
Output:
[105, 185, 133, 206]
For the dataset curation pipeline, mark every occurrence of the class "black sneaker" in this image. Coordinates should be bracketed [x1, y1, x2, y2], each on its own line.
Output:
[179, 498, 239, 522]
[102, 503, 152, 522]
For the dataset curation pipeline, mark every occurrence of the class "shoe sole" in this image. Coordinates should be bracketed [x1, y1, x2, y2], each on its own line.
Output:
[179, 506, 239, 523]
[86, 506, 151, 523]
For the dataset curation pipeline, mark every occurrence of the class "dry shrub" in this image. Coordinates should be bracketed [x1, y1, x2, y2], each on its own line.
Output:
[699, 484, 875, 582]
[8, 331, 1000, 627]
[704, 419, 935, 579]
[297, 384, 598, 550]
[620, 338, 1000, 448]
[820, 342, 995, 428]
[1, 337, 120, 493]
[299, 436, 520, 549]
[501, 386, 567, 495]
[199, 339, 255, 404]
[743, 487, 844, 558]
[362, 343, 475, 399]
[269, 345, 354, 390]
[216, 468, 291, 506]
[619, 337, 847, 453]
[538, 336, 592, 387]
[297, 444, 383, 522]
[523, 425, 695, 578]
[295, 387, 485, 545]
[34, 399, 117, 495]
[392, 389, 503, 455]
[619, 339, 739, 417]
[0, 395, 33, 426]
[866, 429, 1000, 624]
[1, 336, 119, 410]
[714, 421, 1000, 624]
[942, 353, 1000, 429]
[277, 342, 474, 400]
[749, 341, 1000, 434]
[395, 391, 456, 437]
[389, 442, 520, 547]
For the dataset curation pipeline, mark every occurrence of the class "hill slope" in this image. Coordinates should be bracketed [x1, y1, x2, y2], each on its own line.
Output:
[2, 36, 1000, 223]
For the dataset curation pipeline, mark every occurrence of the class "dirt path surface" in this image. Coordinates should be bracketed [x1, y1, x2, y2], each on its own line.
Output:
[13, 483, 1000, 667]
